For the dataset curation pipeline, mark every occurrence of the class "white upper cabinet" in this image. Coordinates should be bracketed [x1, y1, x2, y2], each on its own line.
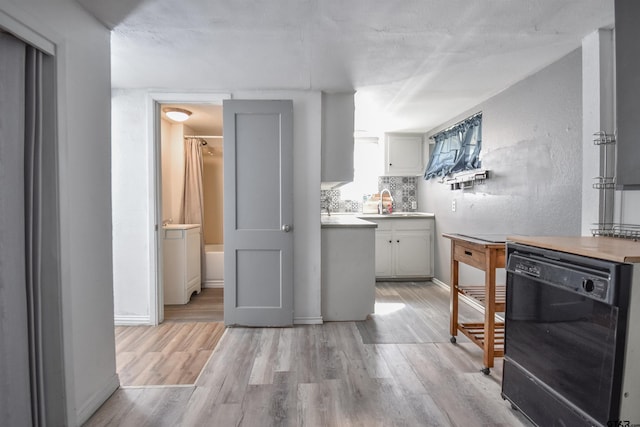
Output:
[321, 92, 355, 187]
[384, 133, 425, 176]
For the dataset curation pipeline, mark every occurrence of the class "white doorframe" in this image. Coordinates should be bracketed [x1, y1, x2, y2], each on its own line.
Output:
[146, 92, 230, 325]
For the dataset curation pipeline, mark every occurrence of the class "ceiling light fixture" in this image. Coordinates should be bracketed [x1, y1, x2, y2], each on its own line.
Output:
[163, 107, 192, 122]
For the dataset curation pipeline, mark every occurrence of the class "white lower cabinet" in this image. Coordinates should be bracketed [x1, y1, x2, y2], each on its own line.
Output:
[374, 229, 394, 277]
[321, 224, 376, 321]
[370, 218, 433, 279]
[163, 224, 202, 304]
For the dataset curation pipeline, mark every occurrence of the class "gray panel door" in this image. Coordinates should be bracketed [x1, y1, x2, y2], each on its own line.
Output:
[223, 100, 293, 326]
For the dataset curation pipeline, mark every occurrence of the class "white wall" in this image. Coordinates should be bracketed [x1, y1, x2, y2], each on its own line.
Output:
[0, 0, 117, 425]
[419, 49, 583, 286]
[112, 90, 323, 324]
[112, 89, 152, 323]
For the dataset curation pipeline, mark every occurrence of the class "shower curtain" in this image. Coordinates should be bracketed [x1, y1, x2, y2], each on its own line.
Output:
[182, 138, 206, 280]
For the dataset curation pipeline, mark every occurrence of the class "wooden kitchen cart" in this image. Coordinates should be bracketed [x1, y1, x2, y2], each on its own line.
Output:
[443, 233, 506, 374]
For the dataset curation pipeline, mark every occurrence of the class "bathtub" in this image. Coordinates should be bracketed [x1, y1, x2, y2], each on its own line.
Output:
[204, 244, 224, 288]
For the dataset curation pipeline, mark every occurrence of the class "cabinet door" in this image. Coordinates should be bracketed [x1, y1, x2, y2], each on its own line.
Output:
[385, 134, 424, 176]
[321, 92, 355, 184]
[374, 231, 394, 277]
[394, 231, 432, 277]
[615, 1, 640, 189]
[186, 228, 201, 286]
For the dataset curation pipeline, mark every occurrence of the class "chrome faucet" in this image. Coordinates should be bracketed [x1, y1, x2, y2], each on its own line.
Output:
[324, 197, 332, 216]
[379, 189, 394, 214]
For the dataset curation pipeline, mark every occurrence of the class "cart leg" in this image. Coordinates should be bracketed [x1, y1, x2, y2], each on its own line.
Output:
[481, 367, 491, 375]
[450, 251, 459, 338]
[482, 251, 497, 371]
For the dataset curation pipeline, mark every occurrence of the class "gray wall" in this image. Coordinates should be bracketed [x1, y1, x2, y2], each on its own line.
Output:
[419, 49, 583, 285]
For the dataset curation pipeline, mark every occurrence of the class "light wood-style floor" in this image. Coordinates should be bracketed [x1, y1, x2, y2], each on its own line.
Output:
[115, 322, 226, 386]
[87, 282, 532, 427]
[164, 287, 224, 322]
[115, 288, 225, 386]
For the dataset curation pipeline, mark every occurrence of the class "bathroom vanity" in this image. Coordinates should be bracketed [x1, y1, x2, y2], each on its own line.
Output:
[163, 224, 202, 304]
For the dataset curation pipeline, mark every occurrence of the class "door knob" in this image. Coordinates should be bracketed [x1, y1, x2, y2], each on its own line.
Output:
[281, 224, 292, 232]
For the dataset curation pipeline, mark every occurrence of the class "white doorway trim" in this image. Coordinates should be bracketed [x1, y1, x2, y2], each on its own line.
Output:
[0, 6, 55, 55]
[146, 92, 231, 325]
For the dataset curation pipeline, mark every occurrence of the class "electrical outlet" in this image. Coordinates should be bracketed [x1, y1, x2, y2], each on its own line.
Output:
[411, 201, 417, 209]
[452, 199, 457, 212]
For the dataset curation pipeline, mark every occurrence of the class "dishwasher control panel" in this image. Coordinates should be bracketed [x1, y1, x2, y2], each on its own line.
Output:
[580, 277, 609, 300]
[507, 253, 612, 304]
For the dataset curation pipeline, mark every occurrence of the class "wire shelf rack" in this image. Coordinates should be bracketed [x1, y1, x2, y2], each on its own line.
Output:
[593, 131, 616, 145]
[591, 223, 640, 240]
[592, 176, 616, 189]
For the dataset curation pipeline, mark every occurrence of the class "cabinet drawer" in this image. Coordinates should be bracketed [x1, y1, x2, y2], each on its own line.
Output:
[453, 243, 486, 270]
[394, 219, 432, 231]
[372, 220, 393, 231]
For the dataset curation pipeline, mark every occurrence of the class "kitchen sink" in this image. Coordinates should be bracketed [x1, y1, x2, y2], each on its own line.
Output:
[358, 212, 435, 218]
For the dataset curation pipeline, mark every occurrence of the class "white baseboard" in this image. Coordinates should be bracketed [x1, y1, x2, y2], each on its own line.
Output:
[203, 280, 224, 289]
[294, 316, 323, 325]
[114, 314, 151, 326]
[431, 277, 449, 290]
[76, 373, 119, 425]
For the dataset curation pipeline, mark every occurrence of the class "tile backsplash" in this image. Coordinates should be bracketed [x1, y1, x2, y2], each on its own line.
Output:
[378, 176, 418, 212]
[321, 176, 418, 214]
[321, 188, 358, 213]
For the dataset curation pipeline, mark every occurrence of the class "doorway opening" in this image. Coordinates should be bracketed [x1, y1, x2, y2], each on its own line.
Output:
[158, 102, 224, 322]
[113, 96, 229, 387]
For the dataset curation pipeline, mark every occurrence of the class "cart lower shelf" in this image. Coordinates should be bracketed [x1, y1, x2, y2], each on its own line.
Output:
[458, 285, 506, 313]
[454, 322, 505, 357]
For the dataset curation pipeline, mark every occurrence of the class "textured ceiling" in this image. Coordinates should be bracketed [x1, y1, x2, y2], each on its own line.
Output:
[79, 0, 614, 134]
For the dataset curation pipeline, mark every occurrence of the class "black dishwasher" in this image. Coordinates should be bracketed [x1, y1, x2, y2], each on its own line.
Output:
[502, 242, 632, 427]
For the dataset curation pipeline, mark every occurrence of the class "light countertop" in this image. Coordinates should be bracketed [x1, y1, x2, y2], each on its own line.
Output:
[508, 235, 640, 263]
[162, 224, 201, 230]
[321, 215, 377, 228]
[443, 233, 508, 248]
[321, 212, 435, 228]
[358, 212, 435, 219]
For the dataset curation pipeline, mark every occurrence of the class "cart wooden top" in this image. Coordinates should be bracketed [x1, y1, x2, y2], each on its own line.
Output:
[442, 233, 507, 249]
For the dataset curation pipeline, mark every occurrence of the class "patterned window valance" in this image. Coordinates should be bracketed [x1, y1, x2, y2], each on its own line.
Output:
[424, 112, 482, 180]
